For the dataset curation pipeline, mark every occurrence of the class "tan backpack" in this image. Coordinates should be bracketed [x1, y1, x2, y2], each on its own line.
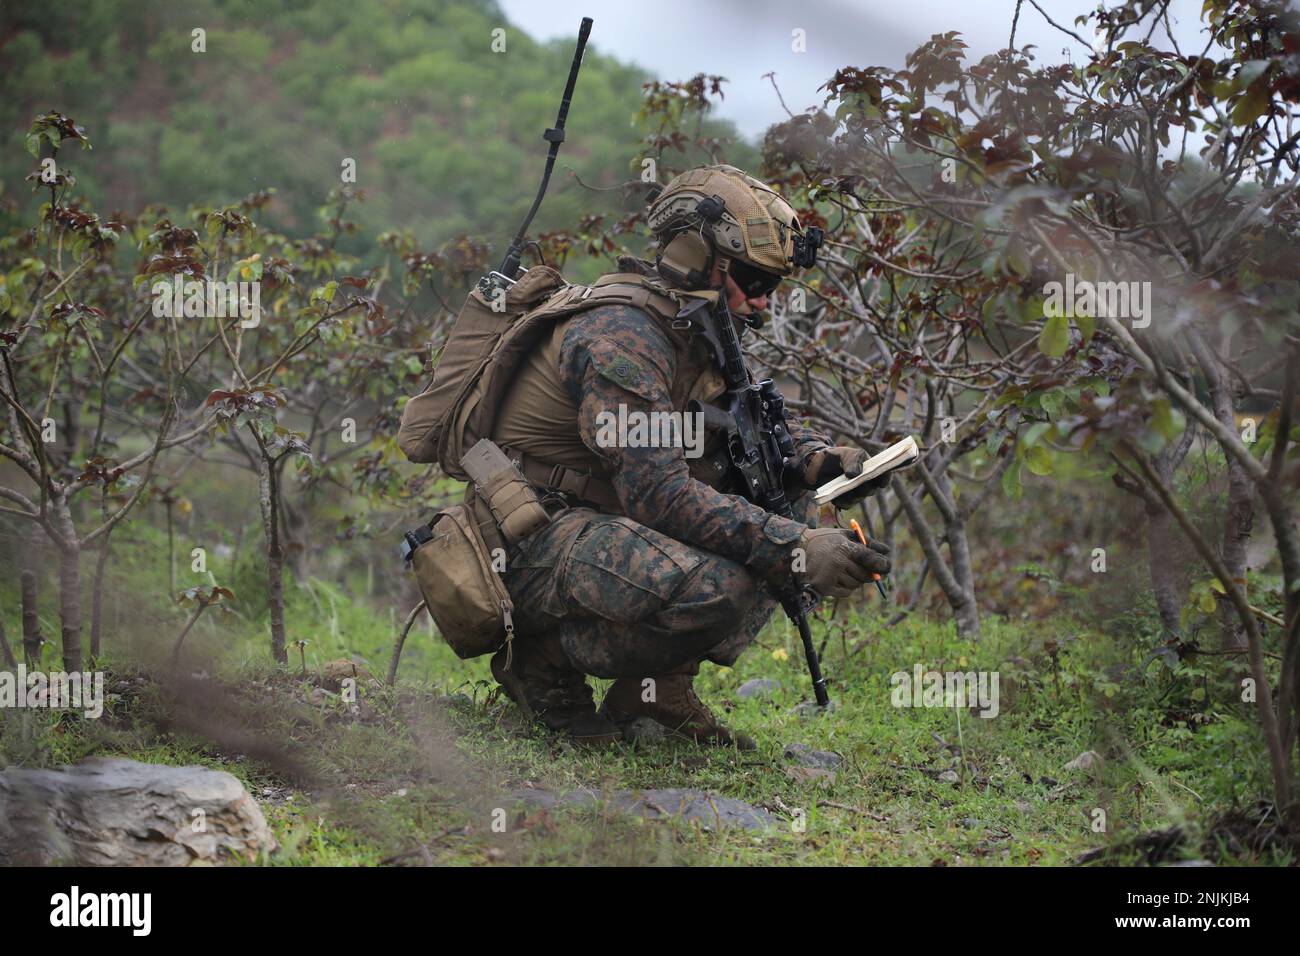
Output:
[397, 267, 684, 479]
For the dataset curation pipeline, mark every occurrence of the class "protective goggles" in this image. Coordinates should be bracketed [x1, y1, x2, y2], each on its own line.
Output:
[727, 259, 783, 300]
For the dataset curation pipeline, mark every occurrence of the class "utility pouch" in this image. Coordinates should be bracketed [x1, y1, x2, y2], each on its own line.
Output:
[401, 505, 515, 662]
[399, 440, 551, 663]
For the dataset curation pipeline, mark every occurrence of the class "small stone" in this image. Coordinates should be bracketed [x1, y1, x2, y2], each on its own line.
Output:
[622, 716, 668, 741]
[1064, 750, 1102, 773]
[783, 743, 843, 769]
[938, 770, 961, 785]
[737, 678, 781, 699]
[961, 817, 981, 829]
[315, 658, 376, 690]
[784, 766, 836, 788]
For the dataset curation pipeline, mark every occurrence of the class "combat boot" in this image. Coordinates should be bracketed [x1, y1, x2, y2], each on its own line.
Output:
[490, 634, 620, 748]
[599, 661, 757, 750]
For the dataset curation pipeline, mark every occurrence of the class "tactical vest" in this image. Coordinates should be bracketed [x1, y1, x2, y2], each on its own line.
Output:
[397, 268, 729, 514]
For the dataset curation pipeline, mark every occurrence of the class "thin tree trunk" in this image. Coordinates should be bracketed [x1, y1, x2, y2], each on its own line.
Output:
[167, 498, 176, 599]
[934, 468, 980, 637]
[0, 612, 17, 668]
[21, 569, 42, 665]
[258, 451, 288, 665]
[894, 472, 980, 638]
[57, 543, 82, 673]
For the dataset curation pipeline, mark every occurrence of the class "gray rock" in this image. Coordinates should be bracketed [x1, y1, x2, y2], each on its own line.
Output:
[737, 678, 781, 699]
[783, 743, 843, 769]
[938, 770, 961, 785]
[506, 786, 774, 831]
[0, 757, 278, 866]
[784, 766, 836, 787]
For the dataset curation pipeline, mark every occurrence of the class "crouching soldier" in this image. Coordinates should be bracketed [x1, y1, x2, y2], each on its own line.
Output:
[470, 165, 890, 748]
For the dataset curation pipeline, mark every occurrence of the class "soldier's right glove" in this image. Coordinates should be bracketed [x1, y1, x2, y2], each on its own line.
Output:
[798, 527, 891, 599]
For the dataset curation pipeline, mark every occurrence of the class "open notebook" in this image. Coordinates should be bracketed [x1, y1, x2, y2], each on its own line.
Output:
[813, 435, 919, 507]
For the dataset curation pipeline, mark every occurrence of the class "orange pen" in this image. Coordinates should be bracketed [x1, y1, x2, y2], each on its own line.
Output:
[849, 518, 888, 599]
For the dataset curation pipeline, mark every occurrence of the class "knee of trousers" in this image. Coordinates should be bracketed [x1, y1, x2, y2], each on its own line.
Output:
[656, 555, 761, 638]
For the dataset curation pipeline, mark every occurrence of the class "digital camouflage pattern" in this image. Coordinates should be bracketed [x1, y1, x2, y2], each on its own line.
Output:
[500, 300, 824, 677]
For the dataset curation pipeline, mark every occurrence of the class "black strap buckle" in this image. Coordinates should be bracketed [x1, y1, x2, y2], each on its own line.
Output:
[399, 525, 434, 565]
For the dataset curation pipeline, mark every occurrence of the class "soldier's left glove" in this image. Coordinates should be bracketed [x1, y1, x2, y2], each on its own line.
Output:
[793, 445, 889, 505]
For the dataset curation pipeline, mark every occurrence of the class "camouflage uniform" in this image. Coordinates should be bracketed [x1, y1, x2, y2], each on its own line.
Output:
[500, 296, 825, 679]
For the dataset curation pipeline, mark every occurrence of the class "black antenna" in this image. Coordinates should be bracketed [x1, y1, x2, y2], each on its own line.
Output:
[482, 17, 593, 292]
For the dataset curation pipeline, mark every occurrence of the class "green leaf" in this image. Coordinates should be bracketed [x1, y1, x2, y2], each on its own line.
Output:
[1025, 445, 1054, 476]
[1039, 391, 1064, 421]
[1232, 85, 1270, 126]
[1023, 422, 1052, 447]
[1038, 313, 1069, 358]
[1002, 458, 1023, 500]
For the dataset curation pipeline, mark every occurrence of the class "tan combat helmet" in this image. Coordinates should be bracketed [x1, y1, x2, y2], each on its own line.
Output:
[646, 164, 823, 292]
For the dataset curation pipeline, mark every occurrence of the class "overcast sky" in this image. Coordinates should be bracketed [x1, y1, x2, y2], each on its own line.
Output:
[499, 0, 1214, 140]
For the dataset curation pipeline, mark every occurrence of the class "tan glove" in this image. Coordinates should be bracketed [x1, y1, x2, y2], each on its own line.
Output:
[798, 527, 891, 599]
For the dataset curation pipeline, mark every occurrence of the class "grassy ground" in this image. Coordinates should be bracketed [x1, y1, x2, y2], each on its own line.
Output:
[1, 517, 1288, 865]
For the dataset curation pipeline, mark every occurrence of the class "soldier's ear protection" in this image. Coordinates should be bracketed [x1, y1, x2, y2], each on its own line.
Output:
[656, 230, 713, 288]
[655, 193, 727, 289]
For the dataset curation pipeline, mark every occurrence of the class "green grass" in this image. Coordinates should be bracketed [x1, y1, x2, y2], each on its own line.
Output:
[1, 515, 1288, 865]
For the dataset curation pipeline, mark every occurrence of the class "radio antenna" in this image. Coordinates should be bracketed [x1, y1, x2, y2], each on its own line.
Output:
[481, 17, 593, 294]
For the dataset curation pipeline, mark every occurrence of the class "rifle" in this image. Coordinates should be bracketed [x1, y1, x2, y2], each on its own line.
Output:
[479, 17, 593, 299]
[680, 292, 832, 708]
